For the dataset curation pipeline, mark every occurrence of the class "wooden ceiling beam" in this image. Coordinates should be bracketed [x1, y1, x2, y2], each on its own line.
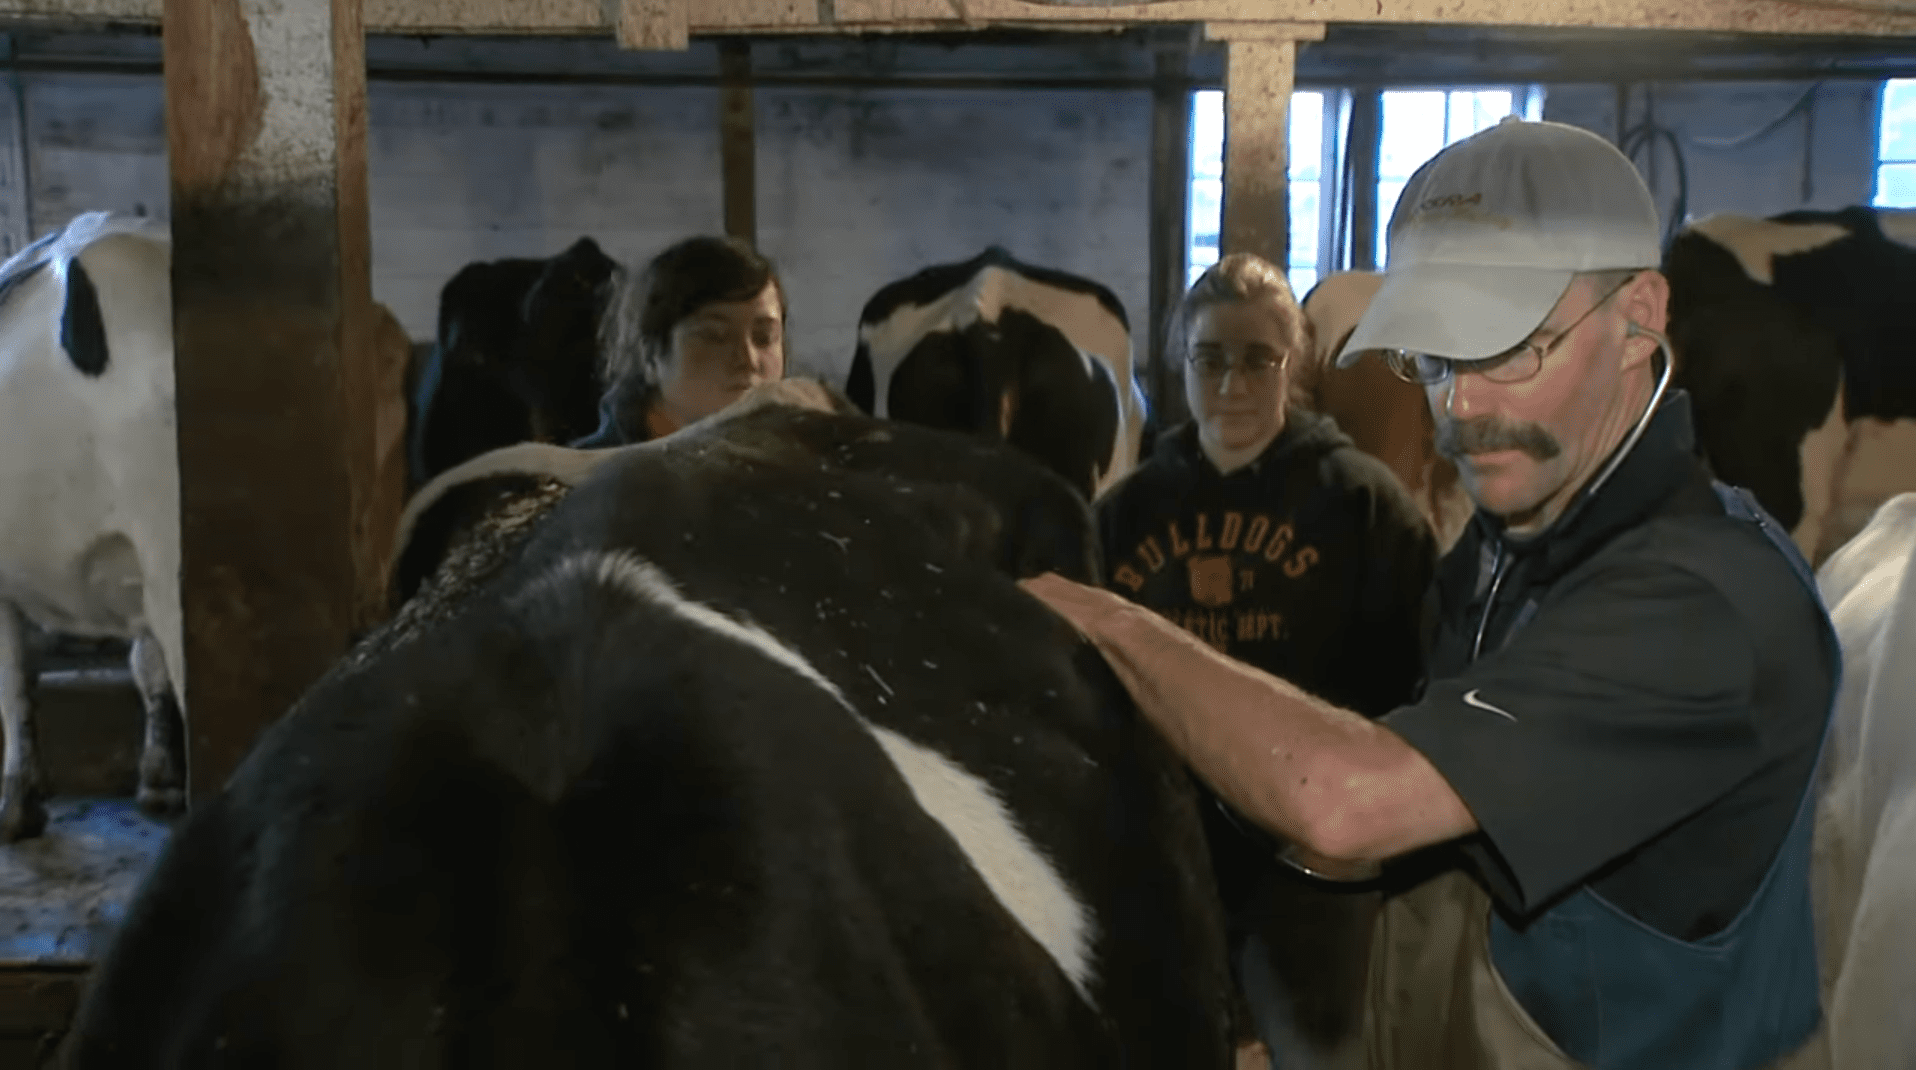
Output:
[3, 0, 1916, 39]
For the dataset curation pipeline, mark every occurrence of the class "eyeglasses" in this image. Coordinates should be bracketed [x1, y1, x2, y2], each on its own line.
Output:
[1187, 346, 1287, 382]
[1383, 272, 1641, 387]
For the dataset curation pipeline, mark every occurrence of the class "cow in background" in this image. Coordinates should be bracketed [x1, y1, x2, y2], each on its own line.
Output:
[1664, 206, 1916, 567]
[63, 380, 1234, 1068]
[1296, 272, 1473, 554]
[408, 236, 618, 489]
[0, 212, 185, 843]
[847, 247, 1148, 504]
[0, 211, 416, 843]
[1809, 492, 1916, 1069]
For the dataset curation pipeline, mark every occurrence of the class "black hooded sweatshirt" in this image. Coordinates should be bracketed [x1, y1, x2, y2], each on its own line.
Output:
[1096, 409, 1438, 721]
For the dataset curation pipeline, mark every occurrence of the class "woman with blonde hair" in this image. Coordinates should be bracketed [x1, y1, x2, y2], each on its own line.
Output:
[1094, 251, 1437, 1065]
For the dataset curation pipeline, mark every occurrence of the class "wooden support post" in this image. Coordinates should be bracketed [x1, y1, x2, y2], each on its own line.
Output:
[615, 0, 688, 51]
[719, 39, 756, 246]
[1208, 22, 1324, 273]
[1346, 87, 1383, 270]
[163, 0, 376, 799]
[1147, 39, 1193, 433]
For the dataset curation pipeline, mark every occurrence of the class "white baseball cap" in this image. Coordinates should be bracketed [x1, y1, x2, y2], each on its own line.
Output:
[1336, 118, 1662, 369]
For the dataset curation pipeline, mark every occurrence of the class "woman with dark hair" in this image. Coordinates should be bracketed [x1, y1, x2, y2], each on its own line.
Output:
[572, 235, 788, 447]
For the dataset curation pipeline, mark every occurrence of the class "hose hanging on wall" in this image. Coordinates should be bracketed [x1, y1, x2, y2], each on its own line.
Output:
[1661, 80, 1827, 213]
[1617, 84, 1691, 249]
[1685, 81, 1823, 151]
[1802, 86, 1818, 203]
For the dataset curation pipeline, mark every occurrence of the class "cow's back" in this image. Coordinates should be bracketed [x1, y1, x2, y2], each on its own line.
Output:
[849, 249, 1144, 503]
[65, 402, 1232, 1068]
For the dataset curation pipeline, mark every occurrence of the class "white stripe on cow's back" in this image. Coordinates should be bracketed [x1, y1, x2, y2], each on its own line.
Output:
[856, 262, 1144, 495]
[1688, 214, 1850, 286]
[523, 549, 1100, 1006]
[1876, 209, 1916, 249]
[857, 264, 1130, 413]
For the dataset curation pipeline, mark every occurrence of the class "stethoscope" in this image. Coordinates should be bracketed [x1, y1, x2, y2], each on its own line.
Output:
[1275, 326, 1678, 884]
[1466, 323, 1677, 662]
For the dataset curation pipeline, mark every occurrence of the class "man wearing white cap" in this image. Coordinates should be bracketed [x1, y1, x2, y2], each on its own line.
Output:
[1023, 118, 1839, 1069]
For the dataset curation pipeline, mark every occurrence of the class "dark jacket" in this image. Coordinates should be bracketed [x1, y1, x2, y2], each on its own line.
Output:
[1099, 410, 1440, 1054]
[1385, 389, 1836, 941]
[1096, 409, 1438, 720]
[569, 375, 657, 449]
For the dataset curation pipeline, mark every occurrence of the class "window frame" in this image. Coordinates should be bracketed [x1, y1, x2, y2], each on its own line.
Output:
[1185, 87, 1336, 298]
[1183, 82, 1545, 293]
[1874, 77, 1916, 209]
[1372, 85, 1546, 267]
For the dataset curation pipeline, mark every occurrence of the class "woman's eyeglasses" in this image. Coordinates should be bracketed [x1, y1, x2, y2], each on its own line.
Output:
[1383, 272, 1640, 387]
[1187, 347, 1285, 382]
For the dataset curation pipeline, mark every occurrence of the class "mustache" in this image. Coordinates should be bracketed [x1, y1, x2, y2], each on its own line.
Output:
[1434, 417, 1562, 461]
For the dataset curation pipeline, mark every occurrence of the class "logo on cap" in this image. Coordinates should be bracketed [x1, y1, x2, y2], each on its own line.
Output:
[1409, 190, 1513, 230]
[1417, 192, 1483, 212]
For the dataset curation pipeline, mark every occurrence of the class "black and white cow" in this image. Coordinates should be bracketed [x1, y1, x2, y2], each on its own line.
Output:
[63, 381, 1234, 1067]
[1663, 206, 1916, 566]
[846, 247, 1147, 504]
[0, 211, 187, 843]
[408, 236, 619, 490]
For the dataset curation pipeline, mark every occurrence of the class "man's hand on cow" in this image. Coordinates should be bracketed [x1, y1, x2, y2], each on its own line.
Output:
[1017, 573, 1179, 718]
[1018, 569, 1476, 873]
[1017, 572, 1145, 645]
[1017, 571, 1216, 759]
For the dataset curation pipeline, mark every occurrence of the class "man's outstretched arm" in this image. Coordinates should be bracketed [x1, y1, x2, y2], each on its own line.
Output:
[1020, 572, 1477, 873]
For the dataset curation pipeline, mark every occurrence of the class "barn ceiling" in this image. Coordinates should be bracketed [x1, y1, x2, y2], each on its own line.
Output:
[2, 0, 1916, 40]
[3, 23, 1914, 87]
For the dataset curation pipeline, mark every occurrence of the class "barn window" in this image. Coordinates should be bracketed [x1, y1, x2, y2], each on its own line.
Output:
[1187, 89, 1328, 297]
[1186, 85, 1544, 299]
[1874, 79, 1916, 208]
[1375, 87, 1546, 265]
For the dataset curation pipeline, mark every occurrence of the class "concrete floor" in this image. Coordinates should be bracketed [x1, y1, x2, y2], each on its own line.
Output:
[0, 663, 177, 1065]
[0, 799, 171, 968]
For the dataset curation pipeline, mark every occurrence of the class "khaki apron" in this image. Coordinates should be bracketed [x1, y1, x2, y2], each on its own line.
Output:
[1356, 869, 1830, 1070]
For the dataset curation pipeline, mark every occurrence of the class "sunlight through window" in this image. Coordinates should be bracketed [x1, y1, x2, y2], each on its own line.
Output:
[1188, 90, 1324, 296]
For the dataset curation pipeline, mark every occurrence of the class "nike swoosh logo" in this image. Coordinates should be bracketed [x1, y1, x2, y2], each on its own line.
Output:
[1462, 689, 1518, 722]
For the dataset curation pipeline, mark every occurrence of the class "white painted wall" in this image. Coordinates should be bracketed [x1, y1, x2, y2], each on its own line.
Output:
[367, 82, 725, 346]
[1, 61, 1884, 389]
[15, 73, 728, 343]
[1544, 80, 1884, 227]
[4, 70, 1151, 390]
[756, 86, 1151, 382]
[23, 72, 169, 236]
